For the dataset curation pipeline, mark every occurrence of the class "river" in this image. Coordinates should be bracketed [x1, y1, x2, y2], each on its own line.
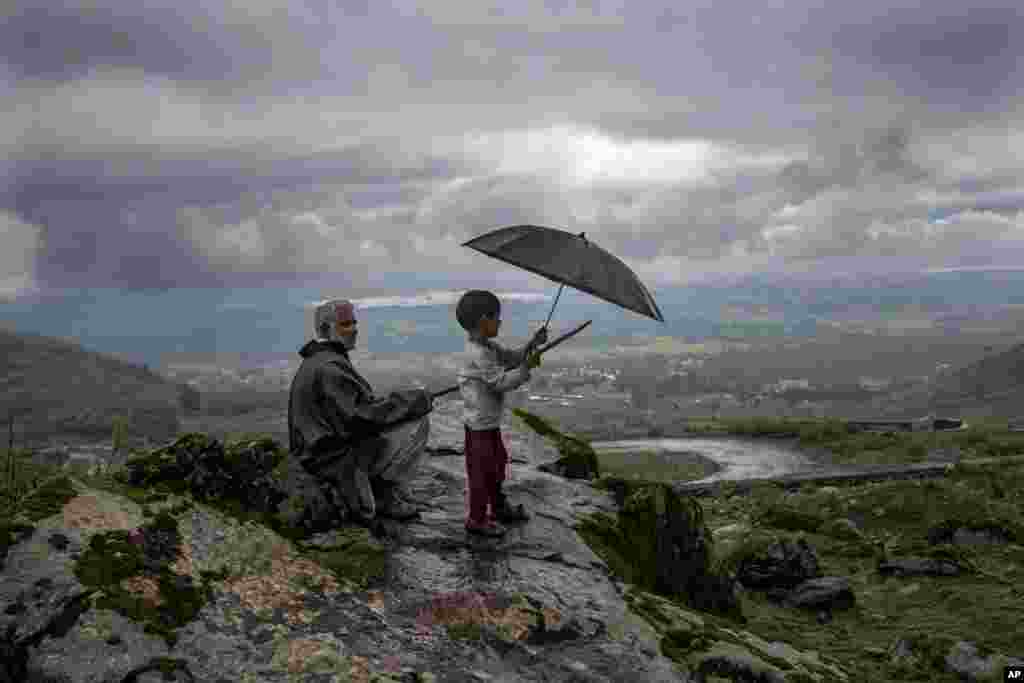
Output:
[425, 396, 818, 484]
[589, 436, 816, 484]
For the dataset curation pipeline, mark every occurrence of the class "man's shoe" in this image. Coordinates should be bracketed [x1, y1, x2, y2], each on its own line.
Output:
[374, 482, 421, 521]
[338, 460, 376, 521]
[377, 496, 421, 521]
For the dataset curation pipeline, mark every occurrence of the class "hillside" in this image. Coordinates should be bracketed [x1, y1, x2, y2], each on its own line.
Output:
[0, 329, 190, 446]
[925, 341, 1024, 418]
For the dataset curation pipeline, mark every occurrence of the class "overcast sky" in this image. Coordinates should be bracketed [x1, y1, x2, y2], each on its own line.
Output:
[3, 0, 1023, 302]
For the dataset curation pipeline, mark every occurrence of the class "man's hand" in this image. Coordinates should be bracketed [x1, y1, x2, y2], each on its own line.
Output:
[527, 352, 542, 369]
[415, 388, 434, 414]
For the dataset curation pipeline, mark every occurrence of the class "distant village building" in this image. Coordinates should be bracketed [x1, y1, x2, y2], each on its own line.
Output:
[858, 376, 892, 392]
[774, 379, 810, 392]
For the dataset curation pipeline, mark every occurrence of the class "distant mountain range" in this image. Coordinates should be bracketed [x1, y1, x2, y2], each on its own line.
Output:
[5, 268, 1024, 369]
[0, 329, 189, 446]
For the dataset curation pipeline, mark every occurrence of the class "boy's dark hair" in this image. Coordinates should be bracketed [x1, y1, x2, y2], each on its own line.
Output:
[456, 290, 501, 332]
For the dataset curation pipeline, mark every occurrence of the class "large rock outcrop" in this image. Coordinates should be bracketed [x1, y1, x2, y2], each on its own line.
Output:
[0, 427, 685, 682]
[0, 401, 854, 682]
[577, 478, 744, 623]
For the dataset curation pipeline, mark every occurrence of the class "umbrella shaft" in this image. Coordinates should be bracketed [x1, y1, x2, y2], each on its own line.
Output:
[431, 319, 592, 400]
[544, 282, 566, 330]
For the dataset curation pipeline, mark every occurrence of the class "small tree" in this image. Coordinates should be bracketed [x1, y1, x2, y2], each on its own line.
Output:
[111, 415, 129, 457]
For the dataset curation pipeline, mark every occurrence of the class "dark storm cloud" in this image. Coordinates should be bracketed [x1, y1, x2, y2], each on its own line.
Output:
[2, 0, 1024, 297]
[829, 5, 1022, 102]
[1, 1, 333, 87]
[8, 146, 466, 216]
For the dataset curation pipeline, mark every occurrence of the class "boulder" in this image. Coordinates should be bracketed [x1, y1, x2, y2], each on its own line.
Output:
[780, 576, 856, 611]
[945, 640, 1024, 682]
[927, 520, 1015, 546]
[878, 557, 968, 577]
[123, 433, 347, 537]
[735, 538, 822, 590]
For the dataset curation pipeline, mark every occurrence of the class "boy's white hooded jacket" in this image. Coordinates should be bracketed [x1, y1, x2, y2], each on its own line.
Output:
[457, 333, 533, 430]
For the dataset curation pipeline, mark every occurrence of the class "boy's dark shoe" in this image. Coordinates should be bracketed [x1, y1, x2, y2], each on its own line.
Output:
[494, 492, 530, 524]
[465, 521, 507, 538]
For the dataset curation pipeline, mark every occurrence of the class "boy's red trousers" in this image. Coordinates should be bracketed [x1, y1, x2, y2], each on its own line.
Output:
[463, 425, 510, 525]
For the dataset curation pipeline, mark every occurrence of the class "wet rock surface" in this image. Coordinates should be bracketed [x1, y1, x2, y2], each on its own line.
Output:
[0, 402, 855, 682]
[0, 415, 684, 681]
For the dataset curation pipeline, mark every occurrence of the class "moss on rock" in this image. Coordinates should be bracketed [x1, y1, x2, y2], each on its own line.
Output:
[578, 480, 746, 622]
[578, 482, 709, 593]
[755, 505, 825, 534]
[71, 507, 222, 647]
[298, 527, 388, 589]
[513, 408, 600, 478]
[711, 529, 790, 578]
[626, 587, 848, 682]
[14, 474, 80, 523]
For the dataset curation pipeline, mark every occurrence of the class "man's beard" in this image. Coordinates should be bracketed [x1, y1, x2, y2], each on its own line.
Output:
[336, 332, 356, 349]
[323, 330, 357, 349]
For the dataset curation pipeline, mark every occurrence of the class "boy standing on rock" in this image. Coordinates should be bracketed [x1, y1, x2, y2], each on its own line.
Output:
[456, 290, 547, 537]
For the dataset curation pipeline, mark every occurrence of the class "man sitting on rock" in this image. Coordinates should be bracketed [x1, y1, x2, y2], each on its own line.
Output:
[288, 298, 434, 523]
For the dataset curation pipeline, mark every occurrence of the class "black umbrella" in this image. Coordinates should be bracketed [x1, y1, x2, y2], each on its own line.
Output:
[462, 224, 665, 329]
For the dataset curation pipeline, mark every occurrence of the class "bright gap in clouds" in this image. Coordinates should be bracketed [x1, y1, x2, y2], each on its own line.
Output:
[465, 125, 719, 186]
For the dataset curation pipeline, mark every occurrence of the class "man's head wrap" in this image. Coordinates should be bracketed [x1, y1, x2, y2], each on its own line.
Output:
[314, 298, 356, 341]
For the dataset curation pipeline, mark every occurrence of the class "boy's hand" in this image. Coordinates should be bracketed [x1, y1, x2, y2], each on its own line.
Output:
[531, 326, 548, 347]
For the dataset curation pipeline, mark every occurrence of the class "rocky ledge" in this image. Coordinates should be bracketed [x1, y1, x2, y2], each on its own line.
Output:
[1, 409, 860, 682]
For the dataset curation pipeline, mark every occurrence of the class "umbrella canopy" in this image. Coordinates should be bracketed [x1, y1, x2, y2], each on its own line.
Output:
[462, 224, 665, 325]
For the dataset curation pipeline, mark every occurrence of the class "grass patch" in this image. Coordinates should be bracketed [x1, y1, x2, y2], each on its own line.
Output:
[699, 459, 1024, 680]
[595, 449, 718, 483]
[684, 417, 819, 437]
[683, 416, 1024, 467]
